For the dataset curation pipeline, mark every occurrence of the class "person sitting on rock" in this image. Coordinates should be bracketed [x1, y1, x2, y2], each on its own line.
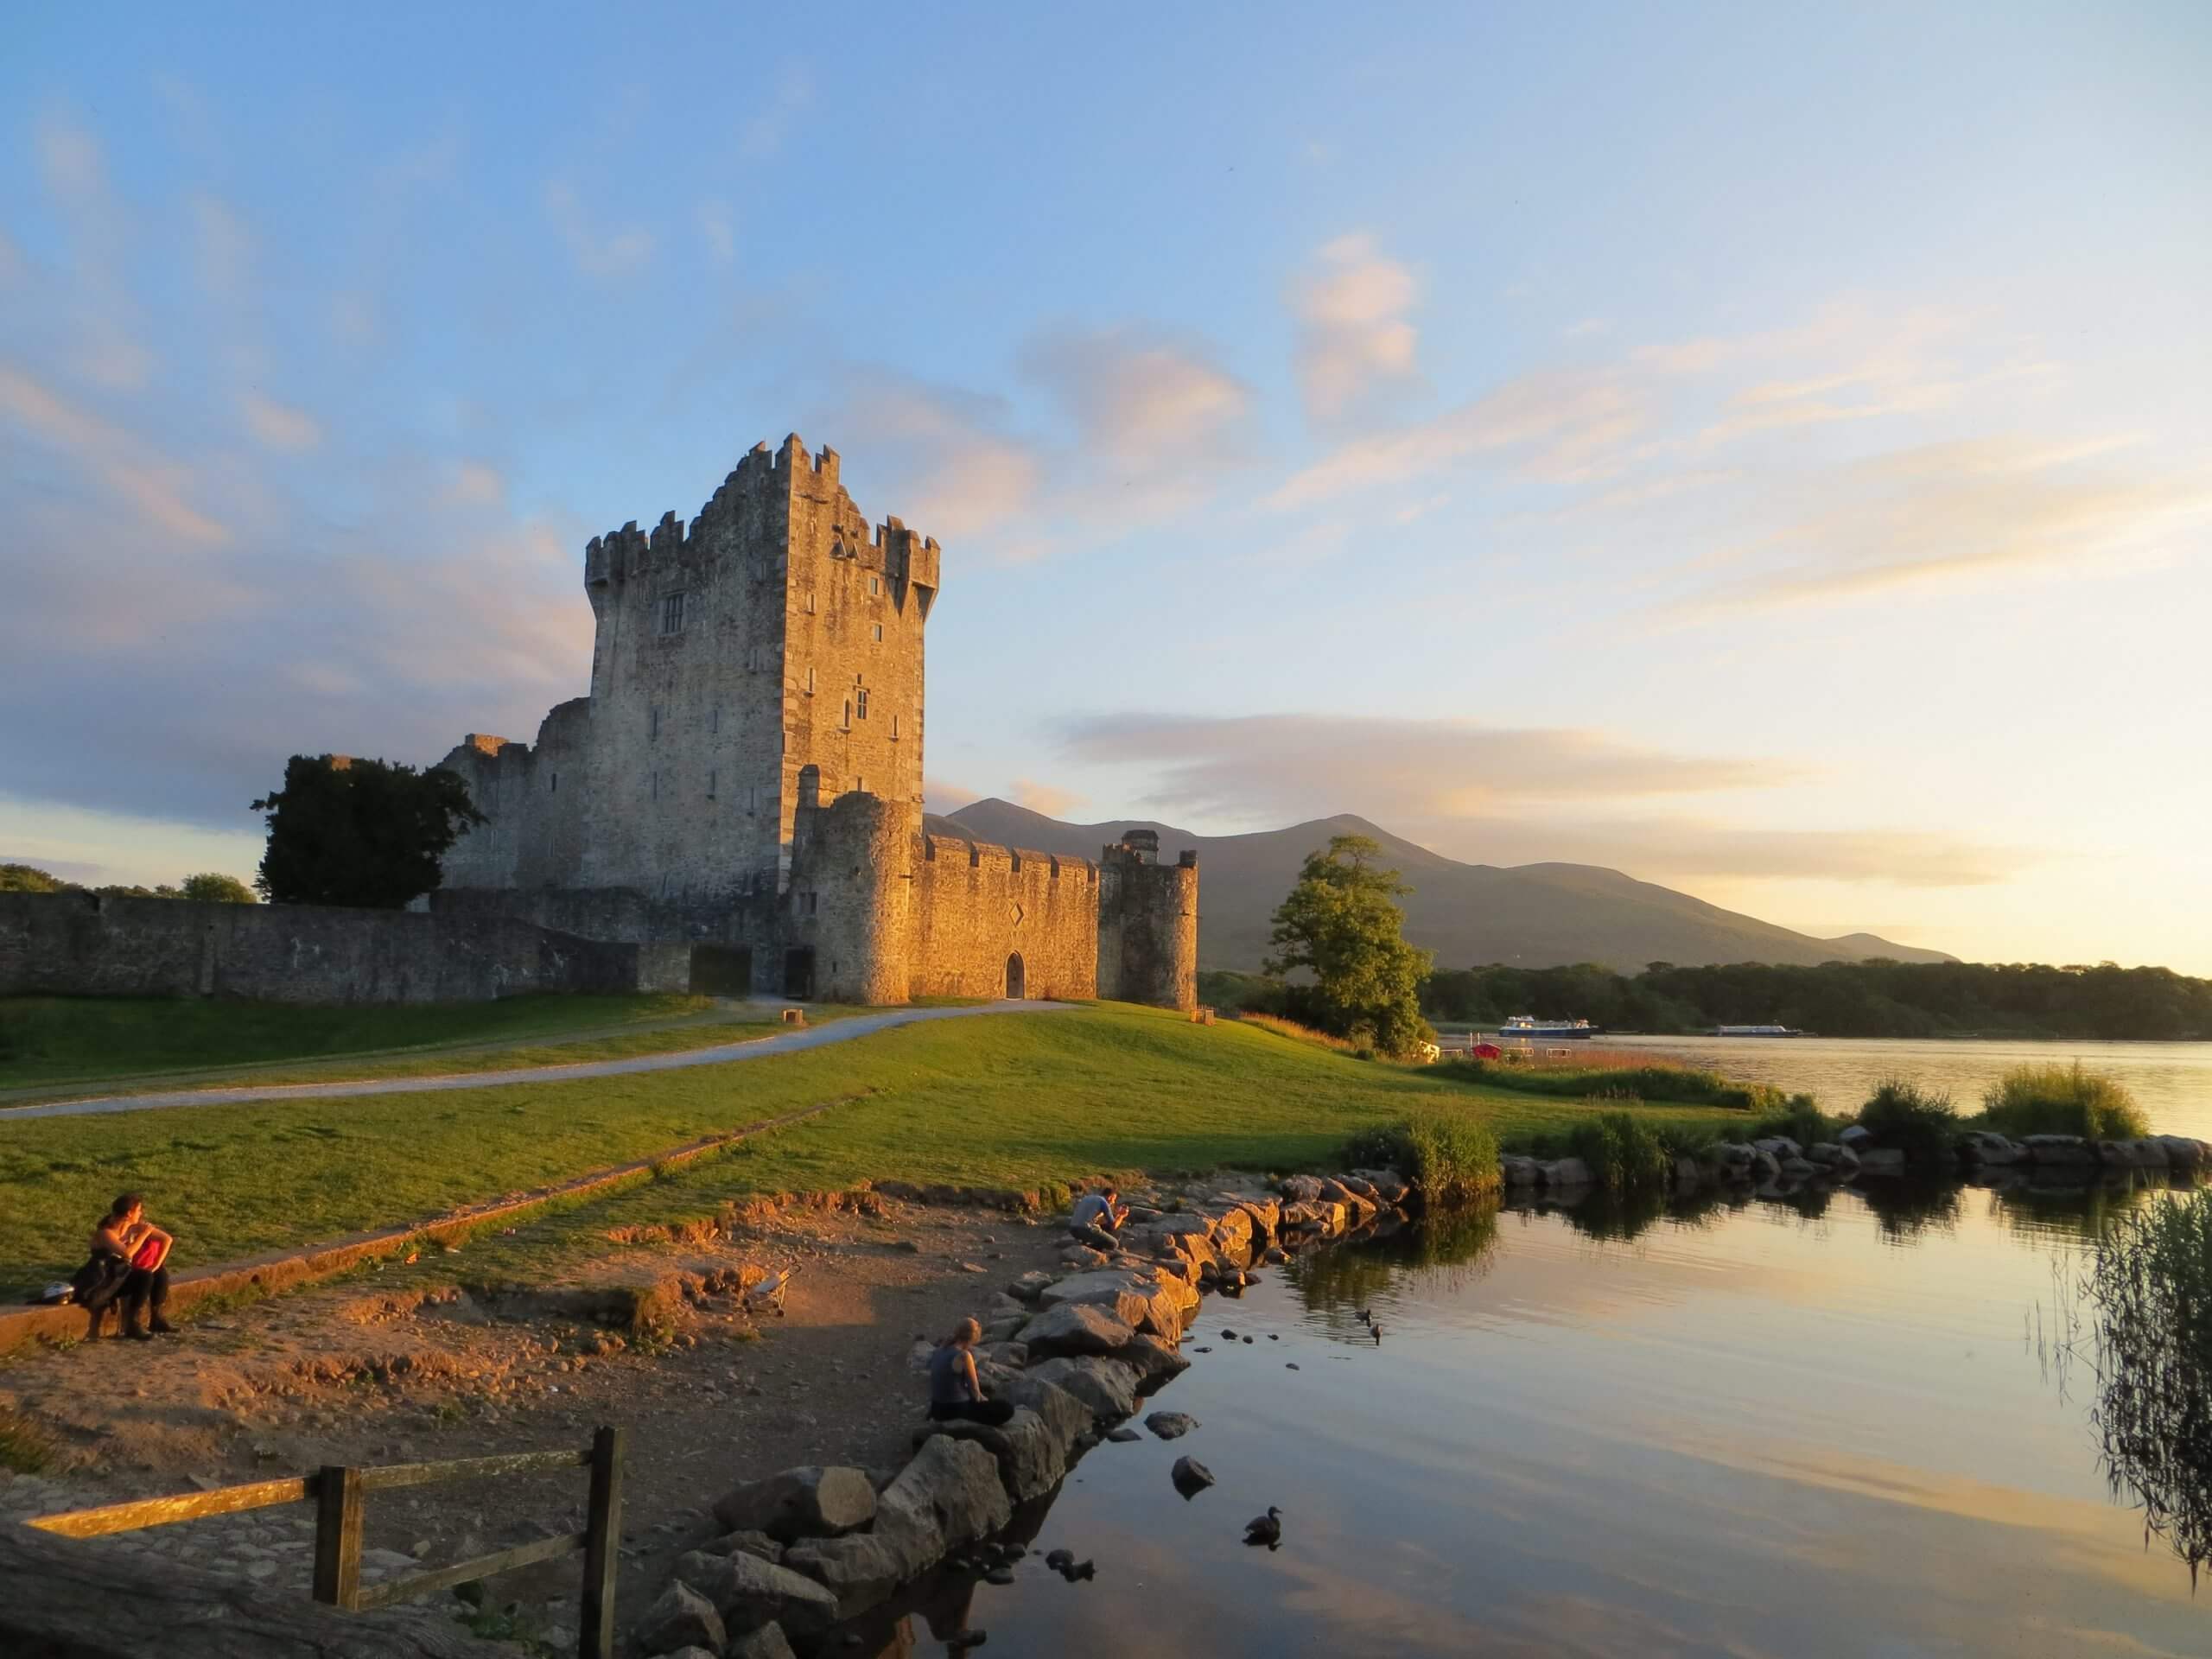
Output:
[927, 1319, 1014, 1427]
[79, 1192, 175, 1340]
[1067, 1185, 1127, 1251]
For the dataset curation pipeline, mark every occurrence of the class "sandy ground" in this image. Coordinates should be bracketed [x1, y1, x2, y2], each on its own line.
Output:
[0, 1196, 1069, 1655]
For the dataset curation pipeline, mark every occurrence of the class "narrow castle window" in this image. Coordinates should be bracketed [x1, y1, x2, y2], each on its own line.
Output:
[658, 593, 687, 635]
[856, 688, 869, 720]
[651, 770, 659, 800]
[708, 768, 717, 799]
[804, 591, 817, 614]
[709, 707, 719, 734]
[650, 707, 660, 740]
[550, 772, 557, 792]
[806, 667, 816, 694]
[891, 714, 900, 739]
[802, 892, 817, 917]
[872, 624, 884, 643]
[842, 700, 852, 729]
[868, 575, 880, 596]
[855, 773, 866, 794]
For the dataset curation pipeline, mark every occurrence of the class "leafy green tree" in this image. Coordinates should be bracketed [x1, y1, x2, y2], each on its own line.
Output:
[251, 754, 485, 909]
[0, 864, 70, 893]
[180, 872, 257, 904]
[1265, 835, 1434, 1056]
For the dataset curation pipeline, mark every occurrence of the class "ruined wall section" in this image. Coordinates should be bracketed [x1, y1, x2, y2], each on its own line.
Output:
[911, 832, 1099, 1001]
[779, 437, 936, 872]
[1099, 839, 1199, 1010]
[0, 893, 689, 1005]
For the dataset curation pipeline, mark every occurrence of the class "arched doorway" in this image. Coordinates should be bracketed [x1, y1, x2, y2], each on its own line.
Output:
[1005, 953, 1026, 1000]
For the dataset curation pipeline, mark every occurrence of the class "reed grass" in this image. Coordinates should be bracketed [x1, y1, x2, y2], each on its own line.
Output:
[1979, 1062, 2149, 1141]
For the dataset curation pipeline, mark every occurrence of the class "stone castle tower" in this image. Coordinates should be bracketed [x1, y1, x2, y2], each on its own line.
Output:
[432, 435, 1196, 1009]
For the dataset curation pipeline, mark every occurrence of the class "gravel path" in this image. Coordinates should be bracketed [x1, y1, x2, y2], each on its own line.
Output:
[0, 1000, 1076, 1122]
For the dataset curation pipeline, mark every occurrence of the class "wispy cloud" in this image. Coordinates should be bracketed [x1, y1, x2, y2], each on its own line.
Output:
[1014, 778, 1089, 817]
[0, 363, 229, 544]
[739, 61, 813, 159]
[1670, 437, 2210, 617]
[1291, 232, 1421, 424]
[241, 392, 321, 452]
[543, 180, 654, 280]
[1267, 369, 1643, 509]
[35, 110, 151, 389]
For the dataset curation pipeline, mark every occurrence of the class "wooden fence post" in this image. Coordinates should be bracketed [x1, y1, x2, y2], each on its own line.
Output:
[311, 1465, 363, 1611]
[579, 1427, 625, 1659]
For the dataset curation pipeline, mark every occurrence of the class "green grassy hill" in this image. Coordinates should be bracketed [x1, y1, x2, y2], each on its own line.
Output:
[0, 1002, 1748, 1290]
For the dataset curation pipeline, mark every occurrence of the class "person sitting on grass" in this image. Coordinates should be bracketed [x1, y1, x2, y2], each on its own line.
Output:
[1067, 1184, 1127, 1251]
[926, 1319, 1014, 1427]
[77, 1192, 175, 1341]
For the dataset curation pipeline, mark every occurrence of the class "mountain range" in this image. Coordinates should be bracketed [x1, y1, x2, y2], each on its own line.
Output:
[931, 799, 1956, 973]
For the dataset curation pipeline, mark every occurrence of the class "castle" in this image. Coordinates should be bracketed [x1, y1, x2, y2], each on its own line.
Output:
[428, 435, 1198, 1009]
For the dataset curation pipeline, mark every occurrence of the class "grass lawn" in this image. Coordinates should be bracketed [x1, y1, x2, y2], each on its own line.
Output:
[0, 994, 870, 1100]
[0, 1003, 1750, 1293]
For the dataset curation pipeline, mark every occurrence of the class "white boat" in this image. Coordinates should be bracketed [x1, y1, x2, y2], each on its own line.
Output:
[1498, 1014, 1598, 1040]
[1709, 1024, 1802, 1038]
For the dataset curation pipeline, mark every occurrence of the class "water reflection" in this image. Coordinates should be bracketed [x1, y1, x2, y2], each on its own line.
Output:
[840, 1177, 2212, 1658]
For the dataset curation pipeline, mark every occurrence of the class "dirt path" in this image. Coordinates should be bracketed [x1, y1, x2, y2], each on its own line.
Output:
[0, 1197, 1068, 1654]
[0, 1000, 1076, 1122]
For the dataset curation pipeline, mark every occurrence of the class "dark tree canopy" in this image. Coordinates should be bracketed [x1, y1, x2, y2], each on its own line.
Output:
[1265, 834, 1434, 1057]
[0, 863, 68, 893]
[180, 872, 257, 904]
[251, 754, 484, 909]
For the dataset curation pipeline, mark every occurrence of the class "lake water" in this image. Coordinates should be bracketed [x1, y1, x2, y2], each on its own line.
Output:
[1606, 1034, 2212, 1141]
[853, 1179, 2207, 1657]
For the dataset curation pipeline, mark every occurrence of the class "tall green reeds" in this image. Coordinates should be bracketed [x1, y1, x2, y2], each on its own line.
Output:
[1854, 1078, 1957, 1160]
[1980, 1062, 2149, 1141]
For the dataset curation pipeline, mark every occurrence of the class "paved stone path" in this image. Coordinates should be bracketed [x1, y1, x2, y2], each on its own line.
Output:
[0, 1000, 1076, 1122]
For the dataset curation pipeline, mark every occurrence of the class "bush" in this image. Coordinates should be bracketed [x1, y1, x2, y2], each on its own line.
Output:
[1568, 1110, 1675, 1196]
[1979, 1063, 2149, 1141]
[1748, 1093, 1845, 1147]
[1855, 1078, 1958, 1160]
[1352, 1112, 1500, 1205]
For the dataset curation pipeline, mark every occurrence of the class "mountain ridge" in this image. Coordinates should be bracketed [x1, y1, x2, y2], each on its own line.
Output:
[935, 798, 1956, 973]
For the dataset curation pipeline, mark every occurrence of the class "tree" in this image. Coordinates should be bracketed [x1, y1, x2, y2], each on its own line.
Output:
[1265, 834, 1434, 1056]
[181, 872, 257, 904]
[0, 864, 69, 893]
[251, 754, 485, 909]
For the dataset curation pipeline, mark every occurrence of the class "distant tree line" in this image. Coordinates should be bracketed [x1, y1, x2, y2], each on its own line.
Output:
[1416, 959, 2212, 1042]
[0, 865, 257, 903]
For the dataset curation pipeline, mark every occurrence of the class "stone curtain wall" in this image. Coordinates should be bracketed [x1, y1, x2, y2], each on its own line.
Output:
[910, 833, 1100, 1001]
[0, 893, 687, 1005]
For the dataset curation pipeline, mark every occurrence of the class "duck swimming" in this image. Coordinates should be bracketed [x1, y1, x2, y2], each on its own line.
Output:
[1243, 1506, 1283, 1548]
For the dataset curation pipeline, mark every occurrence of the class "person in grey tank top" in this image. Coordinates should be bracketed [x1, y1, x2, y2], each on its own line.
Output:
[927, 1318, 1015, 1426]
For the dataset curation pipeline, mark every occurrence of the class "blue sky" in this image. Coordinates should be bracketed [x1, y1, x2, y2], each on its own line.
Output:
[3, 3, 2208, 969]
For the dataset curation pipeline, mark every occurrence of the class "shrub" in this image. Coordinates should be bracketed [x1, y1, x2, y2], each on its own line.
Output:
[1568, 1110, 1675, 1197]
[1855, 1078, 1958, 1160]
[1402, 1112, 1501, 1205]
[1979, 1063, 2149, 1141]
[1339, 1124, 1412, 1171]
[1748, 1093, 1845, 1147]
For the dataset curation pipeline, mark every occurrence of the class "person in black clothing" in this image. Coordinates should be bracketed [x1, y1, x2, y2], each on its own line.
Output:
[79, 1192, 175, 1340]
[925, 1319, 1014, 1426]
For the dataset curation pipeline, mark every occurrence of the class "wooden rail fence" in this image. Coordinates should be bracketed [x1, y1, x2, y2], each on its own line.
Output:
[27, 1426, 626, 1658]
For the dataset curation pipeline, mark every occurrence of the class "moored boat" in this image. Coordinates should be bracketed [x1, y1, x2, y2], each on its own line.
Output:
[1498, 1014, 1599, 1040]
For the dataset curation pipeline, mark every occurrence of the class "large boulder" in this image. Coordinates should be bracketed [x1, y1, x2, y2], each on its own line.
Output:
[2099, 1138, 2168, 1168]
[668, 1549, 839, 1641]
[2157, 1135, 2209, 1171]
[1146, 1411, 1198, 1440]
[1027, 1355, 1142, 1421]
[1040, 1268, 1190, 1338]
[1018, 1302, 1135, 1358]
[875, 1435, 1012, 1567]
[1499, 1155, 1541, 1187]
[633, 1581, 723, 1656]
[712, 1465, 878, 1542]
[1225, 1192, 1284, 1233]
[913, 1406, 1065, 1501]
[976, 1361, 1091, 1454]
[1838, 1124, 1872, 1151]
[1854, 1147, 1906, 1172]
[1006, 1269, 1058, 1302]
[1350, 1167, 1411, 1205]
[1957, 1131, 2023, 1166]
[1541, 1158, 1593, 1189]
[780, 1534, 906, 1621]
[1120, 1331, 1192, 1391]
[1279, 1174, 1326, 1202]
[2022, 1135, 2098, 1166]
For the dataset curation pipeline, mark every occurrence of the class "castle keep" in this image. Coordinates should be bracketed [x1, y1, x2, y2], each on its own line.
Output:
[429, 435, 1197, 1008]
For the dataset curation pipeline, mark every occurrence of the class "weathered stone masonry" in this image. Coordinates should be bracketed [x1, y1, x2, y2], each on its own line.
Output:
[430, 436, 1199, 1008]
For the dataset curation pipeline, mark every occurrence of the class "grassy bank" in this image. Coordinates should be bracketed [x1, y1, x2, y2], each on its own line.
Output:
[0, 1003, 1745, 1290]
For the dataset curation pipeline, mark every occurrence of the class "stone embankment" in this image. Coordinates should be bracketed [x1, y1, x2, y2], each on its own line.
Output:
[1498, 1128, 2212, 1196]
[631, 1166, 1413, 1657]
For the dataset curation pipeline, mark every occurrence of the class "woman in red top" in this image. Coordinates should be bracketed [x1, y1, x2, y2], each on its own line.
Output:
[92, 1192, 175, 1340]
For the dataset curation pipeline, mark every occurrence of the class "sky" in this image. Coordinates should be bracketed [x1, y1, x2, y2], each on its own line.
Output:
[2, 3, 2208, 971]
